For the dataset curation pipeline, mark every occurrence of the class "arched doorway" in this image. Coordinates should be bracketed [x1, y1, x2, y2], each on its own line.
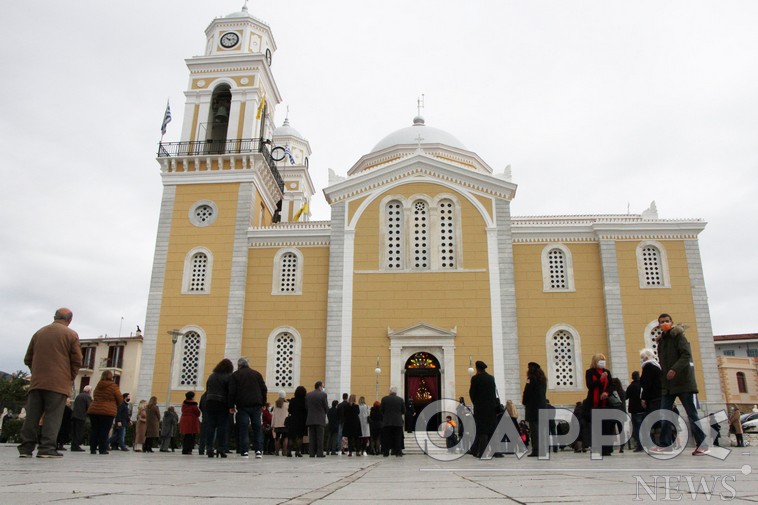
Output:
[205, 84, 231, 153]
[404, 351, 441, 432]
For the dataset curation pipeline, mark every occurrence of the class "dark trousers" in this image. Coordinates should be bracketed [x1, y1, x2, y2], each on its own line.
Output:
[381, 426, 403, 455]
[88, 414, 114, 454]
[631, 412, 645, 449]
[71, 418, 86, 449]
[308, 425, 325, 456]
[18, 390, 67, 456]
[182, 433, 196, 454]
[204, 408, 230, 455]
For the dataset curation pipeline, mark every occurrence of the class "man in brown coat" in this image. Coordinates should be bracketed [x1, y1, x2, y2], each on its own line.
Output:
[18, 308, 82, 458]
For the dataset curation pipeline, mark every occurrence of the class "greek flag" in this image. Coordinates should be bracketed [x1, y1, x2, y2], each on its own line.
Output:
[284, 145, 295, 165]
[161, 100, 172, 135]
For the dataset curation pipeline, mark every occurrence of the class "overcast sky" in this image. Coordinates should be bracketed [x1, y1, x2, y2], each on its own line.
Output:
[1, 1, 756, 374]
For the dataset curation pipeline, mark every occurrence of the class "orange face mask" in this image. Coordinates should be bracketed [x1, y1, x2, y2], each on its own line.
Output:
[660, 322, 672, 332]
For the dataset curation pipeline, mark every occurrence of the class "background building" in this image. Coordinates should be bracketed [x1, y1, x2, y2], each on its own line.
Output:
[715, 333, 758, 410]
[77, 333, 143, 398]
[137, 6, 723, 415]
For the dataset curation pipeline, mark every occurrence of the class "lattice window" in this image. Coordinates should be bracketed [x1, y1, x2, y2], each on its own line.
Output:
[195, 205, 214, 223]
[642, 246, 663, 286]
[438, 199, 456, 269]
[179, 331, 201, 386]
[551, 330, 577, 388]
[189, 252, 208, 292]
[646, 325, 661, 357]
[412, 200, 429, 269]
[279, 252, 298, 293]
[386, 200, 403, 269]
[548, 248, 567, 289]
[273, 332, 295, 388]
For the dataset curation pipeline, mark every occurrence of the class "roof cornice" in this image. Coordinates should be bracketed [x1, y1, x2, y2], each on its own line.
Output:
[248, 221, 331, 248]
[324, 153, 516, 205]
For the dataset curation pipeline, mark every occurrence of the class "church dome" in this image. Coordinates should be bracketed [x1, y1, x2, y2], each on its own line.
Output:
[273, 117, 303, 139]
[225, 4, 251, 18]
[371, 116, 466, 152]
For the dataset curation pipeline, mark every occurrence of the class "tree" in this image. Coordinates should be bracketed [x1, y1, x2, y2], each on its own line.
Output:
[0, 370, 29, 413]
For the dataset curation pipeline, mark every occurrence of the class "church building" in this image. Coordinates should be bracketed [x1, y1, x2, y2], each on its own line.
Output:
[137, 5, 722, 414]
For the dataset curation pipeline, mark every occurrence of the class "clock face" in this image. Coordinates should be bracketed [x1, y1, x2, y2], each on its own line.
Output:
[220, 32, 239, 48]
[270, 146, 286, 162]
[265, 48, 272, 66]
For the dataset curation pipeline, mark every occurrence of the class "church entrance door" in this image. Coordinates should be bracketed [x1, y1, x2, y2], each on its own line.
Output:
[404, 351, 441, 432]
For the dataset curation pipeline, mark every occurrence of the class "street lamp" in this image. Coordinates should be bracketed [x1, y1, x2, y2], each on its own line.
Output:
[467, 354, 475, 376]
[166, 329, 184, 408]
[374, 357, 381, 400]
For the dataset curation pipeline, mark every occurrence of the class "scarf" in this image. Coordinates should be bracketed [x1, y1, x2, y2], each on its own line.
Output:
[593, 368, 609, 408]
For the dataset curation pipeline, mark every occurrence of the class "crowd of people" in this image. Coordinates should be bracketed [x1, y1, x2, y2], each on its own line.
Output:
[12, 308, 750, 459]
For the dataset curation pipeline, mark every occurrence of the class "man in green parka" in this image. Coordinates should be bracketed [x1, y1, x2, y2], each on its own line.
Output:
[653, 313, 708, 455]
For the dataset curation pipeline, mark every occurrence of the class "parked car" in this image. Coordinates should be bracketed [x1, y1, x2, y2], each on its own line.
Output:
[741, 412, 758, 433]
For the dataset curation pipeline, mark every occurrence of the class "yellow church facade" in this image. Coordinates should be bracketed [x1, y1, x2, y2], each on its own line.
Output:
[137, 6, 722, 413]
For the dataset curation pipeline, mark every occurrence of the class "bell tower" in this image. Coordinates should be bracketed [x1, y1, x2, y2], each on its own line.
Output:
[138, 4, 289, 404]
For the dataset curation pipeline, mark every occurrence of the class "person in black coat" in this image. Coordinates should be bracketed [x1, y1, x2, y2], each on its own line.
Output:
[204, 358, 233, 458]
[585, 353, 614, 456]
[380, 386, 405, 456]
[368, 400, 382, 455]
[469, 360, 498, 458]
[287, 386, 307, 457]
[639, 348, 662, 446]
[626, 370, 644, 452]
[522, 361, 547, 457]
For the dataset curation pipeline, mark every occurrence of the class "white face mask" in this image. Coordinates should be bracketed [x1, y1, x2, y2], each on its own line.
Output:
[597, 360, 606, 369]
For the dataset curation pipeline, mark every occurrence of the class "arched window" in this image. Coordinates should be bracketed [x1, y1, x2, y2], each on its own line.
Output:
[272, 248, 303, 295]
[171, 327, 207, 390]
[643, 320, 662, 357]
[546, 324, 583, 390]
[636, 241, 670, 288]
[385, 200, 404, 270]
[737, 372, 748, 394]
[541, 244, 575, 292]
[205, 84, 231, 153]
[438, 198, 457, 269]
[266, 327, 302, 393]
[411, 200, 429, 270]
[182, 247, 213, 294]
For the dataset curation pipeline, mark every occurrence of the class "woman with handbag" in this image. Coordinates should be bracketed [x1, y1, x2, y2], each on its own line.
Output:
[585, 353, 614, 456]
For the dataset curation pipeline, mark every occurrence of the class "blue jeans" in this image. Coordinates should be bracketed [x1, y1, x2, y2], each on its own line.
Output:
[108, 424, 126, 449]
[659, 392, 706, 448]
[237, 406, 263, 454]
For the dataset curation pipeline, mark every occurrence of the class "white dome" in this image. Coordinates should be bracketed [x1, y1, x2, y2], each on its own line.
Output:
[273, 117, 303, 139]
[371, 116, 466, 152]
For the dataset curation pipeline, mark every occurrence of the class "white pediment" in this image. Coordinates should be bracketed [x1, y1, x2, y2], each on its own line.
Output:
[388, 322, 457, 340]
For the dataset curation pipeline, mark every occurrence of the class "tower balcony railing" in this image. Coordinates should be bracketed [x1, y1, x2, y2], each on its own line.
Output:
[157, 137, 283, 191]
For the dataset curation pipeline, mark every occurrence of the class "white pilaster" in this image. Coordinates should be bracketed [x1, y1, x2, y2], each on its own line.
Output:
[137, 186, 176, 403]
[598, 239, 629, 382]
[224, 183, 253, 359]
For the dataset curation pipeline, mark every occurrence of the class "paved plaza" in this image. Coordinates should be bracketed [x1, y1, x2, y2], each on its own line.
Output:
[1, 443, 756, 504]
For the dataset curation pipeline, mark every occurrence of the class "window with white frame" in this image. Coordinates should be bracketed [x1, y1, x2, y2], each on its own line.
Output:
[266, 327, 302, 393]
[546, 324, 583, 390]
[643, 320, 661, 357]
[411, 200, 429, 270]
[636, 241, 670, 288]
[541, 244, 575, 292]
[188, 200, 218, 227]
[438, 199, 456, 269]
[272, 248, 304, 295]
[182, 247, 213, 294]
[381, 195, 461, 271]
[178, 330, 203, 388]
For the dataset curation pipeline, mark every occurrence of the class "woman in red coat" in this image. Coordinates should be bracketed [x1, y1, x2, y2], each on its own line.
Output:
[179, 391, 201, 454]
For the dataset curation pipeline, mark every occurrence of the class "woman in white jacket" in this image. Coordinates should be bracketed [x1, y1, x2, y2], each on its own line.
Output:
[358, 396, 370, 456]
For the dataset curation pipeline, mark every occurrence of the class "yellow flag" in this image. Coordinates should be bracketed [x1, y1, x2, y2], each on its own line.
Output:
[293, 201, 309, 221]
[256, 94, 266, 119]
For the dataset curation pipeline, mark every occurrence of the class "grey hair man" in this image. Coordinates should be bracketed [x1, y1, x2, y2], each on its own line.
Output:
[18, 308, 82, 458]
[69, 385, 92, 451]
[228, 357, 267, 458]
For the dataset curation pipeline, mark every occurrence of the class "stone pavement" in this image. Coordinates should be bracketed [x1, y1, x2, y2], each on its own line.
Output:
[1, 443, 756, 504]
